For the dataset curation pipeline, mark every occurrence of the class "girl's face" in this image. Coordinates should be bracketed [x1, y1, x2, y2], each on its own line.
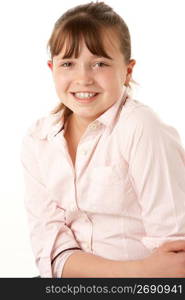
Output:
[48, 31, 135, 123]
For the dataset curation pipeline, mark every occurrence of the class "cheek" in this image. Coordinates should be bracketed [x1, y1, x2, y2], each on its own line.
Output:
[100, 72, 123, 90]
[103, 69, 122, 83]
[54, 74, 69, 90]
[96, 71, 114, 86]
[55, 73, 65, 84]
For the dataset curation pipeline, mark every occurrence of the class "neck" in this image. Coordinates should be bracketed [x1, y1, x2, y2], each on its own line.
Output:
[68, 113, 95, 136]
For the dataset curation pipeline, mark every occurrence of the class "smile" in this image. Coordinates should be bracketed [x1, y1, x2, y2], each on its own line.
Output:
[71, 92, 99, 103]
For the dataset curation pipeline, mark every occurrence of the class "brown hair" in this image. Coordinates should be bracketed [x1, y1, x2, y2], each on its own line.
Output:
[47, 1, 135, 115]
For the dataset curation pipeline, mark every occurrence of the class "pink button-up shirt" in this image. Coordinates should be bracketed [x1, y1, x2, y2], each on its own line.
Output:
[21, 86, 185, 277]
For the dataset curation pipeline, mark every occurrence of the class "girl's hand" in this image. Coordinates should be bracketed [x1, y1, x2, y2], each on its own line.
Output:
[141, 240, 185, 277]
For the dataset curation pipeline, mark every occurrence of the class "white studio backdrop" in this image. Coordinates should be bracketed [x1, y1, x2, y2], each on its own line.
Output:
[0, 0, 184, 277]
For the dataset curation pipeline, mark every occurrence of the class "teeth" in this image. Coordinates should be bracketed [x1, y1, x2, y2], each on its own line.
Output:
[74, 92, 96, 99]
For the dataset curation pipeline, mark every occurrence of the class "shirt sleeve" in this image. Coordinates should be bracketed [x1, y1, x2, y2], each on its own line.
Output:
[21, 132, 81, 277]
[126, 107, 185, 251]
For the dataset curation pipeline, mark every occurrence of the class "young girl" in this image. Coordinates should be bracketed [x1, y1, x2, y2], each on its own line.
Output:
[21, 1, 185, 278]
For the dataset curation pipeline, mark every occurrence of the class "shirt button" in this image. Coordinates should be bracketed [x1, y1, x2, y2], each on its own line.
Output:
[89, 122, 100, 130]
[84, 242, 91, 251]
[91, 124, 97, 129]
[82, 149, 88, 155]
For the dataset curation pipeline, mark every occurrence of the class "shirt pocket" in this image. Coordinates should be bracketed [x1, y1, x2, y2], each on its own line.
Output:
[90, 165, 123, 185]
[86, 164, 130, 215]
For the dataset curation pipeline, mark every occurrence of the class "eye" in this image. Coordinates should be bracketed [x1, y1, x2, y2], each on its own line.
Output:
[60, 62, 72, 68]
[94, 62, 108, 68]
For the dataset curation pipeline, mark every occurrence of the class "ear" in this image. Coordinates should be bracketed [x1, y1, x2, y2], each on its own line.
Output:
[125, 59, 136, 86]
[47, 60, 53, 71]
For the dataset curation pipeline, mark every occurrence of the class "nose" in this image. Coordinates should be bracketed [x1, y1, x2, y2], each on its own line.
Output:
[74, 64, 94, 85]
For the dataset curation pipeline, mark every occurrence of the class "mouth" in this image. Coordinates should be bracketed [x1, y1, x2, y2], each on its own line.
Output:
[71, 92, 99, 103]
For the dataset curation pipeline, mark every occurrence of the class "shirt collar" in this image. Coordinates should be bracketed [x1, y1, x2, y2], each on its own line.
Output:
[38, 85, 129, 140]
[95, 85, 129, 130]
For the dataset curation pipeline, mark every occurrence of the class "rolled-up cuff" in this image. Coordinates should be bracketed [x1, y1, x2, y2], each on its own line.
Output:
[52, 248, 82, 278]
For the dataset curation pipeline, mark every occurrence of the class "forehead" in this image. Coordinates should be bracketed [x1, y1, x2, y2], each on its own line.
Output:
[55, 28, 123, 60]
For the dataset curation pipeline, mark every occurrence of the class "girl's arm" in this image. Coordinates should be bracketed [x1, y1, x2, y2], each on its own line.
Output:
[62, 240, 185, 277]
[21, 131, 82, 278]
[122, 107, 185, 251]
[122, 107, 185, 253]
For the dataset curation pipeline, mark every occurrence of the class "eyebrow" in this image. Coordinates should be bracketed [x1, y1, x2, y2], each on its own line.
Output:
[56, 55, 113, 61]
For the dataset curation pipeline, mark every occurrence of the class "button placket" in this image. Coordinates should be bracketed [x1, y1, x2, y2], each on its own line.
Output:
[82, 214, 93, 251]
